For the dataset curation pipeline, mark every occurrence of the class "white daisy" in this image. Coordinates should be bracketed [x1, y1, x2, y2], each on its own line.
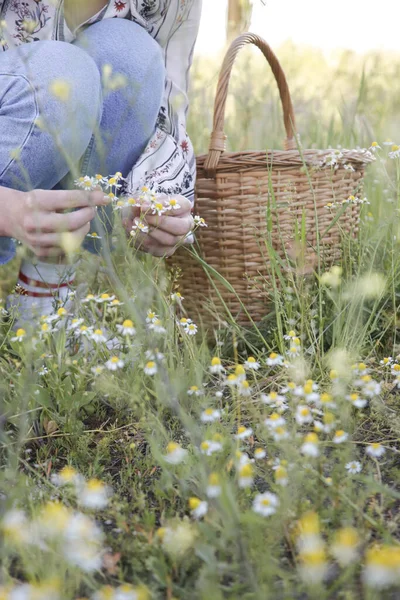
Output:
[252, 492, 279, 517]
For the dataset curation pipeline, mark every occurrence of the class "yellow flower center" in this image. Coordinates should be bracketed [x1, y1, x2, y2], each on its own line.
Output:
[57, 307, 67, 316]
[239, 464, 253, 478]
[110, 357, 119, 364]
[208, 472, 220, 485]
[146, 361, 156, 370]
[211, 356, 221, 366]
[189, 497, 201, 510]
[86, 479, 104, 492]
[94, 329, 103, 336]
[166, 442, 179, 453]
[304, 433, 318, 444]
[16, 328, 26, 337]
[269, 352, 278, 359]
[122, 319, 133, 328]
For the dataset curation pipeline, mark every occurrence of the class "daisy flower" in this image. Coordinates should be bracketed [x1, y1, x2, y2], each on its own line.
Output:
[151, 201, 167, 216]
[130, 219, 149, 234]
[163, 442, 187, 464]
[244, 356, 260, 370]
[346, 392, 367, 409]
[235, 426, 253, 440]
[252, 492, 279, 517]
[274, 466, 288, 486]
[265, 413, 286, 429]
[238, 380, 251, 396]
[272, 426, 289, 441]
[170, 291, 184, 302]
[164, 197, 181, 210]
[187, 385, 204, 396]
[193, 215, 207, 227]
[209, 356, 225, 374]
[369, 141, 381, 152]
[363, 544, 400, 589]
[206, 473, 221, 498]
[188, 497, 208, 519]
[266, 352, 285, 366]
[333, 430, 349, 444]
[331, 527, 359, 566]
[254, 448, 267, 460]
[366, 443, 386, 458]
[345, 461, 362, 474]
[184, 322, 198, 335]
[296, 405, 313, 425]
[78, 479, 111, 510]
[260, 391, 286, 405]
[144, 361, 157, 375]
[238, 463, 254, 488]
[95, 293, 115, 304]
[116, 319, 136, 336]
[91, 365, 105, 376]
[11, 328, 26, 342]
[200, 408, 221, 423]
[91, 329, 107, 344]
[200, 440, 222, 456]
[51, 466, 83, 488]
[105, 356, 124, 371]
[301, 433, 319, 457]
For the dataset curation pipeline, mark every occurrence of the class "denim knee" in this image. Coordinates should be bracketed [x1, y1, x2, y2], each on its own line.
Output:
[0, 40, 103, 191]
[74, 19, 165, 137]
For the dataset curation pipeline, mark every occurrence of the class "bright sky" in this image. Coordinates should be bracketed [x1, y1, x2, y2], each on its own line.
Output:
[196, 0, 400, 56]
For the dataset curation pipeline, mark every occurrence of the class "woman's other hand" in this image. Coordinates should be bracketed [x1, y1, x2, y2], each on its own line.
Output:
[4, 187, 110, 258]
[125, 194, 194, 257]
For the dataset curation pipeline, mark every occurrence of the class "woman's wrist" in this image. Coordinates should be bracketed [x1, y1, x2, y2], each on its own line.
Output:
[0, 185, 24, 238]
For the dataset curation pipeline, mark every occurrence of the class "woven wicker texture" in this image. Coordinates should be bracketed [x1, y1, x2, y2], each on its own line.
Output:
[170, 34, 374, 329]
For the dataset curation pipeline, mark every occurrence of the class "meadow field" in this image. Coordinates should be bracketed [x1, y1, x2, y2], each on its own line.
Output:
[2, 43, 400, 599]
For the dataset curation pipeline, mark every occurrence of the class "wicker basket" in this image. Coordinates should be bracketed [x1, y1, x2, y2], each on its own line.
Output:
[169, 33, 374, 329]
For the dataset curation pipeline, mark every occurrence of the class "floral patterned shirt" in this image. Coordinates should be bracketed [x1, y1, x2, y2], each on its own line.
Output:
[0, 0, 201, 203]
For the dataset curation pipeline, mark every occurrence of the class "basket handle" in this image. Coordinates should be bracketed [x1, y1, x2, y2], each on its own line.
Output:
[203, 33, 297, 178]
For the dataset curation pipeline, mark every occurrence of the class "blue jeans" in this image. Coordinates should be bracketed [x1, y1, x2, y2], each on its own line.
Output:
[0, 18, 165, 264]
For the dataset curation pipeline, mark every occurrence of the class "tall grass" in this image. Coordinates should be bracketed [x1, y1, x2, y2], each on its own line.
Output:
[1, 44, 400, 599]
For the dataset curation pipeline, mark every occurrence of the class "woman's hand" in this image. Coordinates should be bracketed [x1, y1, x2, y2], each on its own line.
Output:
[5, 188, 110, 258]
[125, 194, 194, 257]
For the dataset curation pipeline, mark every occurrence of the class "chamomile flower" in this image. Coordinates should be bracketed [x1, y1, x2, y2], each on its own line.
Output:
[363, 544, 400, 588]
[96, 293, 115, 304]
[254, 448, 267, 460]
[163, 442, 187, 464]
[331, 527, 359, 565]
[238, 379, 252, 396]
[184, 322, 198, 335]
[200, 440, 223, 456]
[91, 329, 107, 344]
[206, 473, 221, 498]
[91, 365, 105, 377]
[346, 392, 367, 409]
[209, 356, 225, 374]
[130, 219, 149, 234]
[146, 310, 158, 323]
[1, 509, 30, 544]
[266, 352, 284, 366]
[187, 385, 204, 396]
[366, 443, 386, 458]
[244, 356, 260, 370]
[260, 390, 286, 405]
[82, 294, 96, 303]
[272, 426, 289, 441]
[188, 497, 208, 519]
[69, 318, 85, 330]
[333, 430, 349, 444]
[284, 330, 298, 340]
[200, 408, 221, 423]
[170, 291, 184, 302]
[51, 466, 83, 488]
[78, 479, 111, 510]
[144, 361, 157, 375]
[369, 141, 381, 152]
[193, 215, 207, 227]
[388, 144, 400, 159]
[116, 319, 136, 336]
[252, 492, 279, 516]
[301, 433, 319, 457]
[11, 328, 26, 342]
[164, 197, 181, 210]
[380, 356, 393, 366]
[86, 232, 102, 239]
[345, 460, 362, 474]
[105, 356, 125, 371]
[265, 413, 286, 429]
[235, 426, 253, 440]
[238, 463, 254, 488]
[317, 392, 336, 409]
[274, 465, 288, 486]
[296, 405, 313, 425]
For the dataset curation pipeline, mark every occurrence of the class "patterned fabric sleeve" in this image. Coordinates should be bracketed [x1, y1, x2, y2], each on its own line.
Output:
[125, 0, 202, 204]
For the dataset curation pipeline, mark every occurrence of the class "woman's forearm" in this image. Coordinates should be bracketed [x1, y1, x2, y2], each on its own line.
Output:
[0, 185, 23, 238]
